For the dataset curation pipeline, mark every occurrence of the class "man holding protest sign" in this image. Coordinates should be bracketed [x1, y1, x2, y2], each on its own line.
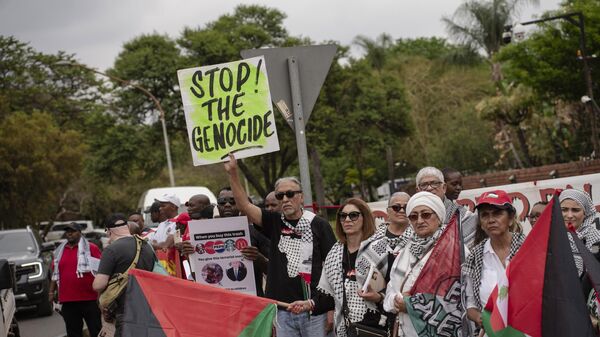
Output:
[224, 153, 337, 337]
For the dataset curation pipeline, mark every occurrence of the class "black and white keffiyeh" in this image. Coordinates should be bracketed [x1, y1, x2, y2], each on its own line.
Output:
[52, 237, 96, 284]
[461, 232, 525, 310]
[317, 242, 374, 337]
[445, 198, 478, 247]
[278, 210, 316, 278]
[388, 228, 443, 287]
[560, 189, 600, 276]
[355, 223, 413, 311]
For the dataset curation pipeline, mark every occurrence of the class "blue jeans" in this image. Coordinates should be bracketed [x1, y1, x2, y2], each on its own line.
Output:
[276, 310, 333, 337]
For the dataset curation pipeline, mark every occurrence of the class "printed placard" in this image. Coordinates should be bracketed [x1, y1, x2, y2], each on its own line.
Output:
[188, 216, 257, 296]
[177, 56, 279, 165]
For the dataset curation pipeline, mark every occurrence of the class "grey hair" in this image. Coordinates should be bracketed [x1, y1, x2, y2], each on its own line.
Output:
[388, 192, 410, 206]
[416, 166, 444, 185]
[274, 176, 302, 190]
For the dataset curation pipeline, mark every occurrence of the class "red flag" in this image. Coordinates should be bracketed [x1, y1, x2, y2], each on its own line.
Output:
[122, 269, 277, 337]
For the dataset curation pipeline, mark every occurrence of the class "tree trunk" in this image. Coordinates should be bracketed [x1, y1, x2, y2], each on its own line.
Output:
[515, 126, 533, 167]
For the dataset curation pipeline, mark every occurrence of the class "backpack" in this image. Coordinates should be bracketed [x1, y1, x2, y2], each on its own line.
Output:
[98, 235, 143, 311]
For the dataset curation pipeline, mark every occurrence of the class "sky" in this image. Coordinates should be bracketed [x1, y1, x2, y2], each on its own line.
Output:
[0, 0, 562, 71]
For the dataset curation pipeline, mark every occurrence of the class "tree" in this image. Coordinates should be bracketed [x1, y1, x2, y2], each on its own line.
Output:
[443, 0, 539, 81]
[353, 33, 394, 70]
[0, 35, 103, 128]
[0, 112, 86, 228]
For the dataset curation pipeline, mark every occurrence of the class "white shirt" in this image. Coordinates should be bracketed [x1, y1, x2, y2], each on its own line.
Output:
[148, 219, 176, 244]
[466, 239, 510, 310]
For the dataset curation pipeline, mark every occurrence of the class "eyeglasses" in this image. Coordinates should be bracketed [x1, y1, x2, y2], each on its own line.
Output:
[408, 212, 435, 222]
[217, 197, 236, 206]
[527, 214, 541, 220]
[338, 211, 361, 221]
[418, 181, 443, 190]
[274, 190, 302, 200]
[388, 204, 407, 213]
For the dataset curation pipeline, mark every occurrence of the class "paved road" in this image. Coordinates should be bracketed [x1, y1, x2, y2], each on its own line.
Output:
[16, 309, 66, 337]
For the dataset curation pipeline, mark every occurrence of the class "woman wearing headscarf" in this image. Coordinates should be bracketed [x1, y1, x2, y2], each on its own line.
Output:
[559, 189, 600, 329]
[461, 190, 526, 335]
[382, 191, 447, 336]
[288, 198, 383, 336]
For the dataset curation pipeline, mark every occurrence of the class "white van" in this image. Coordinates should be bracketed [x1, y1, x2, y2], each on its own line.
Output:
[138, 186, 217, 227]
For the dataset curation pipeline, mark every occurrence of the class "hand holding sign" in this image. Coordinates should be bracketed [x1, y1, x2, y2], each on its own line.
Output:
[178, 56, 280, 166]
[223, 153, 238, 175]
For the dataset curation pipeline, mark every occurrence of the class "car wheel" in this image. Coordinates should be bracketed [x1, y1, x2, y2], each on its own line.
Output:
[9, 316, 20, 337]
[36, 283, 53, 317]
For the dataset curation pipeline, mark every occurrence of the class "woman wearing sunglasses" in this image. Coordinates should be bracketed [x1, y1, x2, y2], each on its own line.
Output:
[462, 190, 525, 334]
[288, 198, 385, 336]
[382, 191, 447, 336]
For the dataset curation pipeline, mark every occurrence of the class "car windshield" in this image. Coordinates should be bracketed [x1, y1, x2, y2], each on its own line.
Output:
[0, 232, 36, 254]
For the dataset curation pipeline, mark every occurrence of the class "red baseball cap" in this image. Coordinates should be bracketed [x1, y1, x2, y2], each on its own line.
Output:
[475, 190, 514, 211]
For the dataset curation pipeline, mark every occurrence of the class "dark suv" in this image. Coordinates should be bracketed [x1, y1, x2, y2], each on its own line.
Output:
[0, 227, 54, 316]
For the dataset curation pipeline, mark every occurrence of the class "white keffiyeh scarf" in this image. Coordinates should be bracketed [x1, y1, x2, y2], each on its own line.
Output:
[318, 242, 374, 337]
[52, 237, 95, 285]
[355, 223, 413, 311]
[278, 210, 316, 278]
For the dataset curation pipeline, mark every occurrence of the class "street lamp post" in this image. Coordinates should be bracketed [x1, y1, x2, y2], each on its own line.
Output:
[59, 62, 176, 186]
[504, 12, 599, 154]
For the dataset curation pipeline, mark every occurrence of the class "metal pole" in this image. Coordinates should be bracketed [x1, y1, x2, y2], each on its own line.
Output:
[386, 146, 395, 197]
[159, 114, 176, 187]
[287, 57, 313, 208]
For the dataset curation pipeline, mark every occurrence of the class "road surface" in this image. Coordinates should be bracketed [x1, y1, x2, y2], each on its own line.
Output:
[16, 309, 66, 337]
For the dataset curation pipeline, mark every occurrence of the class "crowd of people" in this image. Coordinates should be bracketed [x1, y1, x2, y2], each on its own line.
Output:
[47, 153, 600, 337]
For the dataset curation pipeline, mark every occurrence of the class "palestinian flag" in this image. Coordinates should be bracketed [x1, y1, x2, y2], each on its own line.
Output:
[403, 214, 463, 336]
[122, 269, 277, 337]
[482, 194, 595, 337]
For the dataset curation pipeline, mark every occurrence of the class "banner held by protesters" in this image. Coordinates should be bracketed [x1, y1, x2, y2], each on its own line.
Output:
[178, 56, 279, 166]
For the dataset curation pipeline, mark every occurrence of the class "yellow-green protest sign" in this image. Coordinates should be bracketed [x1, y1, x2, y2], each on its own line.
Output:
[177, 56, 279, 165]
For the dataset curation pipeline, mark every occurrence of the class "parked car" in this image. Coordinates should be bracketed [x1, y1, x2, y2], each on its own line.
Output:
[42, 220, 94, 243]
[0, 228, 54, 316]
[0, 259, 19, 337]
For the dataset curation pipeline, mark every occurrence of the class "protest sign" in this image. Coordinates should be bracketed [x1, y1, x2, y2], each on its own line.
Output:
[188, 216, 257, 296]
[177, 56, 279, 165]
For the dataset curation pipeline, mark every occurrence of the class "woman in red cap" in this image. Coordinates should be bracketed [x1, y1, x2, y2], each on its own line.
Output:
[462, 190, 526, 335]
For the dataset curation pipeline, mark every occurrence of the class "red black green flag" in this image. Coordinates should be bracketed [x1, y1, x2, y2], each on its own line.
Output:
[122, 269, 277, 337]
[482, 194, 595, 337]
[403, 214, 464, 336]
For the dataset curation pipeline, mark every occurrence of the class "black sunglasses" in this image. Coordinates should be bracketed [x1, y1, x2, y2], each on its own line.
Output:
[275, 190, 302, 200]
[338, 211, 361, 221]
[388, 204, 407, 213]
[217, 197, 236, 206]
[408, 212, 435, 222]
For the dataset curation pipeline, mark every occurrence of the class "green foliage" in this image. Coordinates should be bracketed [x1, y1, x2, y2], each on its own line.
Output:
[0, 35, 102, 128]
[443, 0, 540, 58]
[497, 0, 600, 101]
[108, 33, 185, 128]
[178, 5, 291, 66]
[0, 112, 86, 228]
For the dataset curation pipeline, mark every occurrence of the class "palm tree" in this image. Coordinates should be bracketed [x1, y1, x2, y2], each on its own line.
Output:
[442, 0, 539, 81]
[353, 33, 394, 70]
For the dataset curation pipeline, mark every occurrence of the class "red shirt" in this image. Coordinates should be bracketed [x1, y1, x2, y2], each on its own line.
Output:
[58, 242, 102, 303]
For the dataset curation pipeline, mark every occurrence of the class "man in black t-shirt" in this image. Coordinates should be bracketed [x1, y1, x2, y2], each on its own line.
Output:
[224, 154, 337, 337]
[93, 213, 154, 337]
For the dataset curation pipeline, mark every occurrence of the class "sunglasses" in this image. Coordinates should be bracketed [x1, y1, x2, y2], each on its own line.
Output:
[274, 190, 302, 200]
[338, 211, 361, 221]
[217, 197, 236, 206]
[408, 212, 435, 222]
[388, 204, 407, 213]
[418, 181, 443, 190]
